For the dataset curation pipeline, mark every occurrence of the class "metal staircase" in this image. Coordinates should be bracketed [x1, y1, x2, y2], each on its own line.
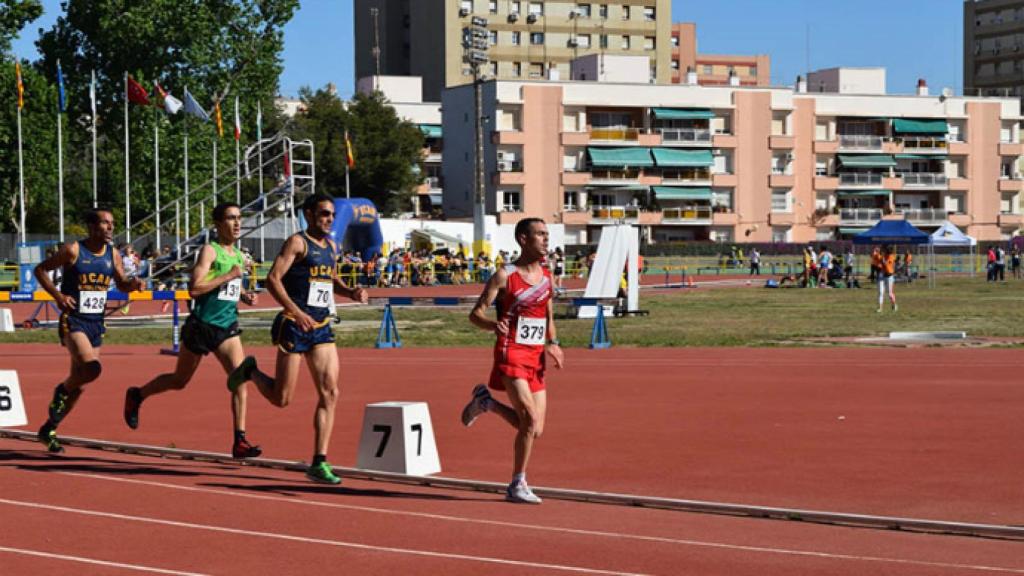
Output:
[117, 133, 316, 279]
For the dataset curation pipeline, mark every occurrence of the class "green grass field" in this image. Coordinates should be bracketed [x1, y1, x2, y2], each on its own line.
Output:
[2, 277, 1021, 348]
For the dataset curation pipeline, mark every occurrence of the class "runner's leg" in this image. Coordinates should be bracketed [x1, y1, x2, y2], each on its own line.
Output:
[503, 376, 546, 476]
[305, 344, 340, 457]
[138, 348, 203, 399]
[213, 337, 247, 432]
[248, 349, 301, 407]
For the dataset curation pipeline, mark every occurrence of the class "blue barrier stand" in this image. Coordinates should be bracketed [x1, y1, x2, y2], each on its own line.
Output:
[375, 303, 402, 349]
[160, 300, 181, 356]
[589, 303, 611, 349]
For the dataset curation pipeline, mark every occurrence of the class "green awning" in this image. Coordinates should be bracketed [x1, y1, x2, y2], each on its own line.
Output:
[652, 187, 713, 201]
[652, 108, 714, 120]
[587, 147, 654, 168]
[895, 154, 938, 160]
[892, 118, 948, 134]
[837, 154, 897, 168]
[651, 148, 714, 167]
[837, 190, 892, 197]
[840, 227, 870, 234]
[419, 124, 443, 138]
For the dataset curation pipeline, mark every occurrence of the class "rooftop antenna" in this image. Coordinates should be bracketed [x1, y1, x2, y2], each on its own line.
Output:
[805, 22, 810, 79]
[371, 6, 381, 90]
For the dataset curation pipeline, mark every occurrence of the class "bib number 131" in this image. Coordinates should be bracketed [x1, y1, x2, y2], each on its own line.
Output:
[515, 316, 546, 346]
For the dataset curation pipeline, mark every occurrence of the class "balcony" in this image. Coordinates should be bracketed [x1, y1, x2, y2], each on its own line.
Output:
[900, 136, 948, 154]
[999, 178, 1024, 192]
[561, 131, 590, 146]
[769, 135, 795, 149]
[814, 175, 839, 190]
[660, 168, 712, 185]
[424, 152, 443, 163]
[948, 177, 970, 191]
[712, 211, 739, 225]
[814, 139, 839, 154]
[999, 142, 1023, 156]
[900, 173, 948, 188]
[562, 171, 591, 186]
[838, 135, 884, 151]
[589, 127, 641, 143]
[838, 172, 883, 188]
[712, 134, 738, 148]
[661, 205, 713, 224]
[769, 173, 795, 188]
[656, 128, 712, 147]
[998, 213, 1024, 227]
[425, 176, 443, 191]
[712, 173, 738, 187]
[495, 170, 526, 185]
[591, 205, 640, 223]
[590, 168, 641, 185]
[898, 208, 949, 225]
[769, 212, 796, 226]
[840, 208, 883, 225]
[560, 209, 591, 225]
[492, 130, 526, 145]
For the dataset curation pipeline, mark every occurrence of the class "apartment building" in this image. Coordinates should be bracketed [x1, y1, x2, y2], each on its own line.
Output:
[357, 76, 444, 215]
[964, 0, 1024, 98]
[442, 65, 1023, 244]
[671, 23, 770, 87]
[354, 0, 673, 101]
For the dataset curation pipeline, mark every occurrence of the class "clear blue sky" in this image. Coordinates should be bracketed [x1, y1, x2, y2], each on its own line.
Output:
[12, 0, 963, 98]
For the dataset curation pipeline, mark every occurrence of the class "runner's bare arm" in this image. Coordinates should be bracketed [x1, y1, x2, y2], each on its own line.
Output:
[188, 245, 241, 297]
[112, 246, 144, 292]
[469, 266, 507, 334]
[34, 242, 77, 312]
[546, 297, 564, 369]
[266, 235, 316, 331]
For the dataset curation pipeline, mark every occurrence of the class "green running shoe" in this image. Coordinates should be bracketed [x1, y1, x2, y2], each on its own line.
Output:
[37, 423, 64, 454]
[305, 461, 341, 485]
[227, 356, 257, 392]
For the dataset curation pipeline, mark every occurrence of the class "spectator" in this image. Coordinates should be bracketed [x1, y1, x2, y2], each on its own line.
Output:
[869, 246, 881, 283]
[749, 248, 761, 276]
[987, 246, 997, 282]
[816, 246, 832, 287]
[996, 246, 1006, 282]
[1012, 248, 1021, 280]
[843, 248, 856, 288]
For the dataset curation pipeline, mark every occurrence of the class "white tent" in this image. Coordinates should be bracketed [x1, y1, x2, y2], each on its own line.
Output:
[929, 221, 977, 277]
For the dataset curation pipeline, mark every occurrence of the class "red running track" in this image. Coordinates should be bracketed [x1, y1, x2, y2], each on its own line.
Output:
[0, 345, 1022, 574]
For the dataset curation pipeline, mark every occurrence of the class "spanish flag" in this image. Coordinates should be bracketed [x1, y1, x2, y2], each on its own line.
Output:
[215, 100, 224, 138]
[15, 62, 24, 110]
[345, 129, 355, 169]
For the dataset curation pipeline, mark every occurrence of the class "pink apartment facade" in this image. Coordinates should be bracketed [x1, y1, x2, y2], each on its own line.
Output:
[441, 78, 1024, 243]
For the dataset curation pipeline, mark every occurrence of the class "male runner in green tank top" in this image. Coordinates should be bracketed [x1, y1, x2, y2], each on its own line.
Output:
[123, 202, 275, 457]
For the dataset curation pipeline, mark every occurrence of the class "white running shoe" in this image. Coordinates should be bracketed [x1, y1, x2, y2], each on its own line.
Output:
[460, 384, 491, 427]
[505, 480, 542, 504]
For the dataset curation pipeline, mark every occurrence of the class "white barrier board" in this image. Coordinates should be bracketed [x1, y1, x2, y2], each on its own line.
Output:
[0, 371, 28, 427]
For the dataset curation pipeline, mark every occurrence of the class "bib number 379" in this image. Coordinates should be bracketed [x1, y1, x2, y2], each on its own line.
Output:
[515, 316, 546, 346]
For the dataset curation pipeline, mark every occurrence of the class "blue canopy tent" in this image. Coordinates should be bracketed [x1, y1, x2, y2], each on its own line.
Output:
[853, 219, 935, 287]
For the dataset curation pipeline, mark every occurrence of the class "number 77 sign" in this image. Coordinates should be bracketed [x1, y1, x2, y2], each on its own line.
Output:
[356, 401, 441, 476]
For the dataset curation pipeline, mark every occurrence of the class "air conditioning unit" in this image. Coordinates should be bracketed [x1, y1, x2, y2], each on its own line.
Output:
[498, 161, 513, 172]
[498, 151, 517, 162]
[508, 12, 519, 22]
[567, 39, 578, 47]
[459, 7, 470, 17]
[527, 13, 538, 23]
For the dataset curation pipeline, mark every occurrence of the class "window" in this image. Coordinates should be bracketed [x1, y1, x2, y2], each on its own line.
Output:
[489, 30, 498, 45]
[529, 62, 544, 78]
[501, 191, 521, 212]
[671, 59, 679, 70]
[591, 193, 615, 207]
[528, 1, 543, 15]
[749, 66, 757, 77]
[727, 65, 735, 75]
[643, 6, 655, 21]
[577, 3, 591, 18]
[511, 0, 521, 12]
[644, 36, 655, 51]
[771, 190, 790, 212]
[489, 0, 497, 12]
[577, 34, 590, 48]
[703, 64, 712, 75]
[511, 31, 521, 45]
[564, 191, 578, 211]
[599, 4, 608, 18]
[671, 35, 679, 47]
[621, 35, 630, 49]
[622, 5, 630, 20]
[490, 62, 498, 76]
[512, 62, 522, 76]
[772, 227, 789, 243]
[530, 32, 544, 45]
[461, 0, 473, 12]
[599, 34, 608, 48]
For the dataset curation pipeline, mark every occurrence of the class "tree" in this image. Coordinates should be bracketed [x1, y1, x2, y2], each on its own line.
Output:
[293, 88, 425, 215]
[0, 0, 42, 56]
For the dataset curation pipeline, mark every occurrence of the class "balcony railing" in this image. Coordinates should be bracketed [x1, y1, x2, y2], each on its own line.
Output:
[656, 127, 712, 145]
[901, 136, 948, 151]
[838, 172, 883, 187]
[589, 127, 640, 141]
[591, 206, 640, 221]
[900, 173, 947, 187]
[662, 206, 713, 221]
[838, 135, 884, 150]
[899, 208, 950, 224]
[590, 168, 641, 182]
[425, 176, 444, 190]
[839, 208, 883, 224]
[660, 168, 711, 182]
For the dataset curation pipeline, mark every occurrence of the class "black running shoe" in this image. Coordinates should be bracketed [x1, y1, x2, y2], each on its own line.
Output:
[124, 387, 142, 430]
[232, 437, 263, 459]
[37, 423, 64, 454]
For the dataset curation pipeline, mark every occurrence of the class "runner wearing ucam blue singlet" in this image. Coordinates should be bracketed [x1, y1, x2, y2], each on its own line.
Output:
[237, 193, 369, 484]
[33, 207, 144, 453]
[123, 202, 275, 458]
[461, 218, 565, 504]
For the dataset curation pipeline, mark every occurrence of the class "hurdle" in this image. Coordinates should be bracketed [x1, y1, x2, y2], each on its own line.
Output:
[372, 296, 477, 349]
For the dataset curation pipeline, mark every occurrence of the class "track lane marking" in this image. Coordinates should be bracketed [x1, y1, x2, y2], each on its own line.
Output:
[22, 470, 1024, 575]
[0, 545, 208, 575]
[0, 498, 650, 576]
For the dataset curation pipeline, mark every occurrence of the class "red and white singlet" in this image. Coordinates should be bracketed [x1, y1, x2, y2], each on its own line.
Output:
[489, 264, 553, 393]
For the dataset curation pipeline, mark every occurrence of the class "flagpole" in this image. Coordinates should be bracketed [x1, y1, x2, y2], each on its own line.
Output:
[175, 200, 181, 259]
[91, 71, 98, 209]
[257, 102, 265, 262]
[235, 96, 241, 205]
[154, 108, 161, 254]
[57, 80, 65, 242]
[17, 101, 25, 244]
[184, 117, 190, 238]
[213, 138, 218, 204]
[124, 72, 131, 243]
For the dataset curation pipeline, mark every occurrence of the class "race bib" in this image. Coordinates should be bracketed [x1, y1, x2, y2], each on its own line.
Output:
[515, 316, 546, 346]
[217, 278, 242, 302]
[307, 281, 332, 308]
[78, 291, 107, 314]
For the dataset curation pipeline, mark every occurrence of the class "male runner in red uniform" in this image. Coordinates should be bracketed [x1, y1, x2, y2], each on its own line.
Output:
[461, 218, 564, 504]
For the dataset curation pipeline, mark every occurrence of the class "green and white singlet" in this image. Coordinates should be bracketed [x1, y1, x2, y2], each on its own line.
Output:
[191, 243, 246, 328]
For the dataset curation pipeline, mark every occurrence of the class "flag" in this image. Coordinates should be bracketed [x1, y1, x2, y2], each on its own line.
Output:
[15, 62, 23, 110]
[233, 96, 241, 141]
[154, 81, 182, 115]
[182, 88, 210, 121]
[89, 70, 96, 117]
[256, 101, 262, 141]
[215, 100, 223, 138]
[56, 60, 65, 113]
[345, 129, 355, 169]
[127, 75, 150, 105]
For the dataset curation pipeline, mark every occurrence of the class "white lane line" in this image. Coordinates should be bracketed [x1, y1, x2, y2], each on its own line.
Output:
[0, 545, 208, 575]
[45, 471, 1024, 575]
[0, 498, 649, 576]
